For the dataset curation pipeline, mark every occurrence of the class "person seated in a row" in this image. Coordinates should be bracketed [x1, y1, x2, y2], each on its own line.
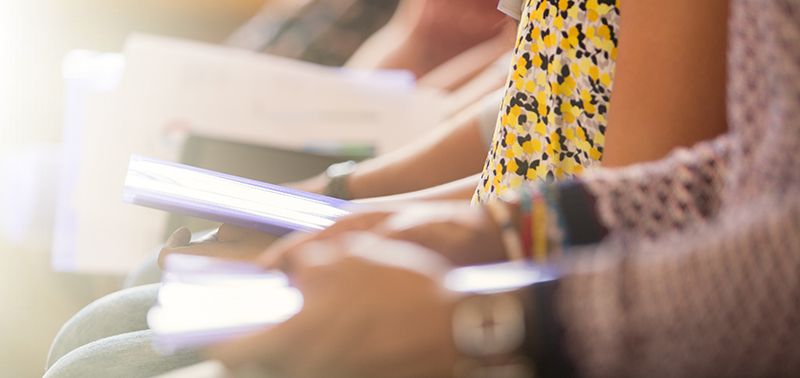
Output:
[43, 0, 768, 377]
[43, 1, 521, 376]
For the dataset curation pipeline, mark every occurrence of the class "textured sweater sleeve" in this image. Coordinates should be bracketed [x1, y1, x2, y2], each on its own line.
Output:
[576, 135, 732, 240]
[555, 192, 800, 378]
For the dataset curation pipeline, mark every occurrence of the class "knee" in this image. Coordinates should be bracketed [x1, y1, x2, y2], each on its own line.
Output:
[46, 284, 161, 369]
[45, 330, 203, 378]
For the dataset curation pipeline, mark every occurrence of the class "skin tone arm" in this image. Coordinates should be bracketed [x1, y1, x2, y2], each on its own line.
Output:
[289, 98, 491, 199]
[374, 0, 511, 80]
[601, 0, 729, 166]
[414, 19, 517, 92]
[357, 174, 480, 207]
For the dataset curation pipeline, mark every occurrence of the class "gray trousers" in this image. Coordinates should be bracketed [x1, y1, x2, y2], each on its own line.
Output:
[43, 231, 215, 378]
[43, 284, 204, 378]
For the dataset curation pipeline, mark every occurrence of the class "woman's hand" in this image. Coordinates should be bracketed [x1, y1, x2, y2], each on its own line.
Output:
[207, 233, 461, 378]
[256, 210, 395, 271]
[259, 201, 508, 271]
[374, 201, 508, 266]
[158, 224, 281, 268]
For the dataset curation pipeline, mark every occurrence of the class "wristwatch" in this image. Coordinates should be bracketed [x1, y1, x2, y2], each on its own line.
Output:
[452, 291, 534, 378]
[323, 160, 357, 200]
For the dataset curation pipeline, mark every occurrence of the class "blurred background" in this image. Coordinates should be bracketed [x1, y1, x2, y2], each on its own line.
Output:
[0, 0, 264, 376]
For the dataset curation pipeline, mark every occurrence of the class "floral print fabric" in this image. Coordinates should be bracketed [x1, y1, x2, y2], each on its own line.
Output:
[474, 0, 620, 204]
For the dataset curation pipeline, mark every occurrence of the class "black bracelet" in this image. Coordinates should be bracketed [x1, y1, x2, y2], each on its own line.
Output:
[520, 279, 578, 378]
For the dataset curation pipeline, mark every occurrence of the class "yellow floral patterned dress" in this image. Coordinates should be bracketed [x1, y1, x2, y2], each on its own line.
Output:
[473, 0, 620, 204]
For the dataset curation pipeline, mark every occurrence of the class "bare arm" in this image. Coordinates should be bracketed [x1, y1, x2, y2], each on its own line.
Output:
[356, 174, 480, 208]
[601, 0, 729, 167]
[290, 98, 493, 199]
[372, 0, 510, 79]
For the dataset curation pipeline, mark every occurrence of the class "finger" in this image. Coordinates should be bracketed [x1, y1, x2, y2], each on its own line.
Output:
[183, 242, 263, 262]
[323, 211, 392, 233]
[160, 236, 265, 270]
[158, 227, 192, 268]
[268, 238, 348, 281]
[215, 223, 245, 241]
[165, 227, 192, 248]
[381, 221, 506, 266]
[216, 223, 276, 242]
[258, 212, 392, 270]
[377, 223, 461, 263]
[256, 231, 317, 271]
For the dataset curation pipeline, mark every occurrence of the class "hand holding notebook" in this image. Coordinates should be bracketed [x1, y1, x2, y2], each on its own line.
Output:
[123, 154, 373, 236]
[123, 154, 377, 265]
[158, 225, 281, 267]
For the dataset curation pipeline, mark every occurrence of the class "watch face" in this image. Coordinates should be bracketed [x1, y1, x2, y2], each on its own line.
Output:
[453, 293, 525, 357]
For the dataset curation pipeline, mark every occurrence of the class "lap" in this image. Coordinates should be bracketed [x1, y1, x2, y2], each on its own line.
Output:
[44, 330, 203, 378]
[46, 284, 161, 369]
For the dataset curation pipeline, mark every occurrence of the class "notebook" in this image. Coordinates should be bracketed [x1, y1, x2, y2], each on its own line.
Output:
[123, 154, 372, 236]
[147, 254, 303, 354]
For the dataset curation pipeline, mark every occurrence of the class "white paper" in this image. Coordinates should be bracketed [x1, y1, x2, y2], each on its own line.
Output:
[72, 92, 172, 273]
[66, 34, 445, 273]
[116, 34, 445, 154]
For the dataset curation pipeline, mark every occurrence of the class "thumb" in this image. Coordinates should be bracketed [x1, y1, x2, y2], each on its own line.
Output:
[159, 227, 192, 268]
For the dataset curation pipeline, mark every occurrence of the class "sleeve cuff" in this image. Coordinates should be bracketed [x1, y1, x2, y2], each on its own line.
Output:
[555, 181, 609, 246]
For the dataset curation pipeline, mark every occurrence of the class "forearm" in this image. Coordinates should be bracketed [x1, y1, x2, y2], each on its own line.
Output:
[356, 174, 480, 209]
[415, 20, 516, 91]
[375, 0, 509, 79]
[347, 108, 487, 199]
[375, 34, 456, 80]
[288, 101, 491, 199]
[601, 0, 729, 167]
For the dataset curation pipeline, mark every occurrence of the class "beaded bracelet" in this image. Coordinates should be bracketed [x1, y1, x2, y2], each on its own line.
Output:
[541, 185, 569, 259]
[518, 193, 533, 259]
[485, 201, 525, 261]
[531, 193, 548, 263]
